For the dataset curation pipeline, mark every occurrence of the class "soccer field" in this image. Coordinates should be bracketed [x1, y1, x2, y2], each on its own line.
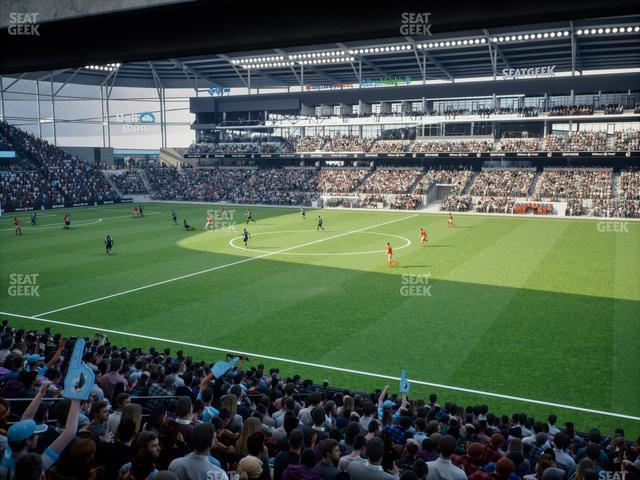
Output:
[1, 203, 639, 435]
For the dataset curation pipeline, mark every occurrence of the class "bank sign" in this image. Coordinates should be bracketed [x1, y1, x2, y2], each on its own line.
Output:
[116, 112, 156, 134]
[502, 65, 556, 79]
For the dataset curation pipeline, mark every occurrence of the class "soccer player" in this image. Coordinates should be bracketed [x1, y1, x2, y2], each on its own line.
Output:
[183, 219, 195, 231]
[420, 228, 428, 247]
[386, 242, 394, 267]
[105, 235, 114, 255]
[139, 205, 144, 217]
[172, 210, 177, 224]
[132, 206, 139, 219]
[246, 210, 256, 224]
[13, 217, 22, 236]
[63, 214, 71, 230]
[317, 215, 324, 231]
[30, 212, 37, 226]
[300, 207, 306, 219]
[204, 215, 214, 231]
[242, 228, 251, 248]
[447, 212, 455, 228]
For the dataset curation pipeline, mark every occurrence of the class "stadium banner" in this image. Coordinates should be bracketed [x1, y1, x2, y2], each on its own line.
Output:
[181, 151, 639, 160]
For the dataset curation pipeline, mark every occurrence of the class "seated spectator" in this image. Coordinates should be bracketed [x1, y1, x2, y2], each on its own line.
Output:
[168, 423, 229, 480]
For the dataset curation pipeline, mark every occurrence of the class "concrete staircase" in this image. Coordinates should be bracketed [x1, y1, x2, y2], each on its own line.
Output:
[159, 148, 188, 167]
[462, 172, 477, 194]
[529, 171, 541, 197]
[101, 171, 123, 197]
[138, 169, 154, 194]
[611, 172, 621, 198]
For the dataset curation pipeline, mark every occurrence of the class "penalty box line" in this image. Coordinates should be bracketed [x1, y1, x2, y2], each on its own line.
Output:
[1, 310, 639, 422]
[33, 214, 418, 318]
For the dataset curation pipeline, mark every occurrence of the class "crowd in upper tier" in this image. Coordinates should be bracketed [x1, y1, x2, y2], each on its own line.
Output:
[0, 122, 118, 211]
[0, 321, 638, 480]
[184, 129, 640, 155]
[1, 122, 639, 217]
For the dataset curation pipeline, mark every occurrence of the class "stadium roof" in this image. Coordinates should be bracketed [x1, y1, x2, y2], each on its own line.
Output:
[3, 15, 639, 90]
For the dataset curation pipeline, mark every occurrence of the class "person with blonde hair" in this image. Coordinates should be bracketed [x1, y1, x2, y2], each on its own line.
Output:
[221, 394, 243, 433]
[237, 455, 263, 479]
[572, 458, 596, 480]
[236, 418, 266, 458]
[121, 403, 143, 434]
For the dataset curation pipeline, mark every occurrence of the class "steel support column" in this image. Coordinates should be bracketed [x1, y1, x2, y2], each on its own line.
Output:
[36, 80, 42, 137]
[50, 74, 57, 145]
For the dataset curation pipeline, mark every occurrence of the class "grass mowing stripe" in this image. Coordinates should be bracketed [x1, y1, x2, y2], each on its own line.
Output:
[33, 214, 417, 317]
[1, 310, 639, 421]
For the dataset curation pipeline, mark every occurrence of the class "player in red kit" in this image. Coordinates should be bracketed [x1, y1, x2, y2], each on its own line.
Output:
[386, 242, 394, 267]
[420, 228, 427, 247]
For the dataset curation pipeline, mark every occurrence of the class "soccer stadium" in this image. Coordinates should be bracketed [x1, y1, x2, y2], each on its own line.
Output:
[0, 1, 639, 479]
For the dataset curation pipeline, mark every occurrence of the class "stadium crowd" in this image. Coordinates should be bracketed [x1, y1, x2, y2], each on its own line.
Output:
[549, 105, 593, 116]
[0, 121, 119, 210]
[360, 170, 423, 194]
[533, 170, 613, 201]
[0, 321, 638, 480]
[469, 170, 535, 198]
[541, 133, 607, 152]
[109, 171, 149, 195]
[180, 128, 640, 156]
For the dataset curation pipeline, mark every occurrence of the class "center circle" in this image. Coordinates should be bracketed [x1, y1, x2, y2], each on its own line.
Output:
[228, 230, 412, 256]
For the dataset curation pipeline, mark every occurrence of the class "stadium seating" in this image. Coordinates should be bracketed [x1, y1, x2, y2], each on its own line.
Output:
[184, 129, 638, 154]
[0, 121, 119, 209]
[0, 321, 636, 480]
[108, 170, 149, 195]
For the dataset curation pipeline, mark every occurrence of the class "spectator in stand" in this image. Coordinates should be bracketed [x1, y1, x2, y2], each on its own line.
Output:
[168, 423, 228, 480]
[348, 436, 400, 480]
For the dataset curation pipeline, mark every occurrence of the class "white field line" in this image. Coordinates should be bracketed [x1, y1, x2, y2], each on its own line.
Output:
[1, 212, 161, 232]
[33, 214, 417, 318]
[1, 310, 638, 421]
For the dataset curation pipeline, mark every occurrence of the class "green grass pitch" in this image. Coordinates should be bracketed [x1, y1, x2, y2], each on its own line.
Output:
[1, 203, 639, 436]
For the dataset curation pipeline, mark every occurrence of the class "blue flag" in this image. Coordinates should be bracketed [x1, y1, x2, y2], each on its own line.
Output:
[62, 339, 95, 400]
[212, 356, 240, 379]
[399, 369, 410, 394]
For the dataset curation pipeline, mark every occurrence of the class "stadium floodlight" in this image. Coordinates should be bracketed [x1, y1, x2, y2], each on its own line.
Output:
[550, 32, 556, 37]
[428, 42, 434, 48]
[597, 28, 603, 34]
[517, 35, 523, 40]
[577, 29, 583, 34]
[635, 26, 640, 32]
[536, 33, 542, 38]
[543, 32, 549, 38]
[498, 36, 504, 42]
[604, 28, 611, 34]
[445, 41, 450, 46]
[610, 28, 617, 33]
[510, 35, 517, 41]
[479, 38, 485, 43]
[491, 37, 497, 42]
[627, 27, 633, 32]
[590, 28, 596, 34]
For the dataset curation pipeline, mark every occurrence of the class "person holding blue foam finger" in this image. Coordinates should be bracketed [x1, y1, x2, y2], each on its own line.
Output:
[2, 338, 95, 478]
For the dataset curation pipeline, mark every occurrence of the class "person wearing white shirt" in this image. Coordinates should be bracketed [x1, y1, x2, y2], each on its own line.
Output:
[426, 435, 467, 480]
